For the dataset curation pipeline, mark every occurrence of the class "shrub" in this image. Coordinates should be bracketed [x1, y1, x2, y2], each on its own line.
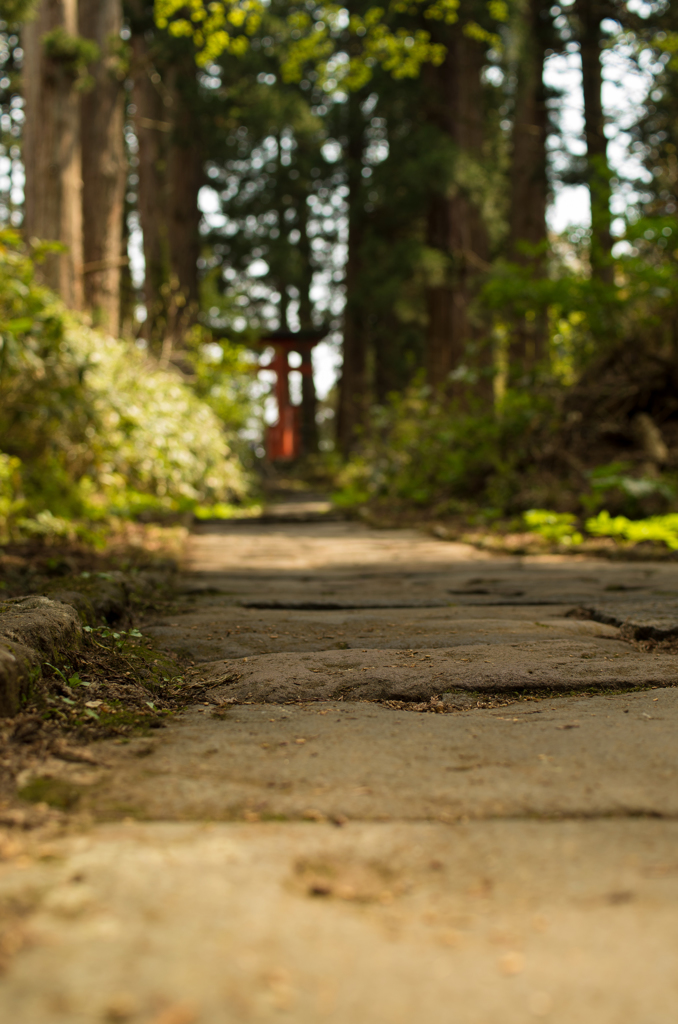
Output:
[0, 230, 248, 537]
[333, 384, 557, 515]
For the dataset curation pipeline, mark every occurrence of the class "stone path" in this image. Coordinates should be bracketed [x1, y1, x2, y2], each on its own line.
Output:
[2, 519, 678, 1023]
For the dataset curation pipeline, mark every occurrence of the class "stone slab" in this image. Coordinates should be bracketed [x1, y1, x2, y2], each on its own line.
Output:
[1, 819, 678, 1024]
[240, 599, 451, 609]
[53, 687, 675, 823]
[192, 639, 678, 703]
[5, 523, 678, 1021]
[143, 607, 621, 663]
[580, 599, 678, 639]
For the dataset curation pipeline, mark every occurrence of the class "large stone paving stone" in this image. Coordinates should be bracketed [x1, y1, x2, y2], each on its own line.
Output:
[241, 598, 451, 610]
[175, 570, 660, 610]
[193, 638, 678, 703]
[143, 608, 621, 662]
[2, 819, 678, 1024]
[579, 599, 678, 640]
[37, 689, 678, 823]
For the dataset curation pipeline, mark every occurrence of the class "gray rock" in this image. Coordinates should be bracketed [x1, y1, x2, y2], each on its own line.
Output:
[0, 596, 81, 716]
[0, 595, 81, 657]
[0, 640, 41, 716]
[47, 590, 97, 625]
[88, 581, 130, 625]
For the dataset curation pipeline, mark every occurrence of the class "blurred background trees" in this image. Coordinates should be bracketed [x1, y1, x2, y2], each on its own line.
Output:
[1, 0, 678, 537]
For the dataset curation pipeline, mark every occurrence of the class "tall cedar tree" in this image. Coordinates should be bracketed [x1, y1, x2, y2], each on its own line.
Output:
[79, 0, 126, 334]
[23, 0, 84, 308]
[127, 0, 205, 353]
[575, 0, 614, 283]
[507, 0, 554, 374]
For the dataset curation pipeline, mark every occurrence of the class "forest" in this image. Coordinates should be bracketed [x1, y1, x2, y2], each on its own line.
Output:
[1, 0, 678, 552]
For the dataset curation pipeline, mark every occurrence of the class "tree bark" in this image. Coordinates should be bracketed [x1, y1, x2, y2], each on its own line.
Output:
[509, 0, 549, 258]
[79, 0, 126, 334]
[166, 56, 203, 326]
[508, 0, 551, 374]
[423, 25, 490, 396]
[577, 0, 613, 284]
[130, 29, 169, 350]
[337, 90, 368, 454]
[23, 0, 83, 308]
[296, 200, 319, 456]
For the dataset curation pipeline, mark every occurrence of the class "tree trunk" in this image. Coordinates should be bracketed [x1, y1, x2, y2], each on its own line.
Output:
[508, 0, 551, 374]
[166, 57, 203, 328]
[577, 0, 613, 284]
[297, 200, 318, 456]
[423, 25, 490, 396]
[130, 29, 169, 350]
[23, 0, 83, 308]
[79, 0, 126, 334]
[337, 90, 368, 454]
[509, 1, 549, 257]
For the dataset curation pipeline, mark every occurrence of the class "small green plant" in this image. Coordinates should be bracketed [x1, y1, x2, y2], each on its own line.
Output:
[522, 509, 583, 545]
[586, 511, 678, 550]
[44, 662, 92, 688]
[82, 625, 143, 653]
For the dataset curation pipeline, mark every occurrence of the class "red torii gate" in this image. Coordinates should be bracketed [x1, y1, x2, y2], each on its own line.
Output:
[260, 328, 326, 462]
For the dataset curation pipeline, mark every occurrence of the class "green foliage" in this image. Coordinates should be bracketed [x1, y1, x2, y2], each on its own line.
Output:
[155, 0, 262, 63]
[522, 510, 583, 545]
[193, 501, 262, 519]
[0, 453, 21, 535]
[482, 217, 678, 380]
[154, 0, 453, 80]
[0, 0, 37, 26]
[83, 624, 144, 653]
[518, 509, 678, 552]
[586, 511, 678, 550]
[581, 463, 675, 518]
[41, 27, 100, 87]
[333, 383, 554, 513]
[43, 661, 91, 688]
[0, 230, 248, 538]
[280, 4, 448, 89]
[182, 323, 258, 439]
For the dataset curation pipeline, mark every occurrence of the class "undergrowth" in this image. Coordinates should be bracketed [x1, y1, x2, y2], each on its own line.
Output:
[31, 624, 186, 742]
[0, 229, 254, 543]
